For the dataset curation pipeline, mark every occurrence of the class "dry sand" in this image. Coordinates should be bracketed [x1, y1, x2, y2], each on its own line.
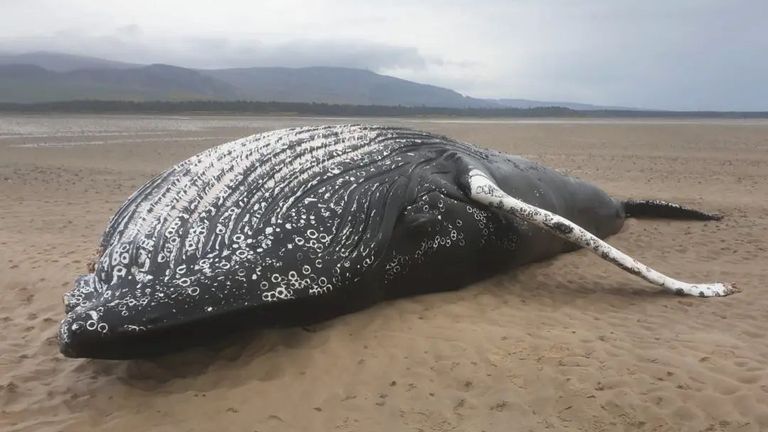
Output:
[1, 115, 766, 432]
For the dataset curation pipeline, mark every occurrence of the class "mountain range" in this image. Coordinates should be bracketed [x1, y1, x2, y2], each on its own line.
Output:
[0, 51, 633, 110]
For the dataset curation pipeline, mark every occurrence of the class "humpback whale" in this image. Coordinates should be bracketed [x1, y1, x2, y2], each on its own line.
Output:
[58, 125, 736, 359]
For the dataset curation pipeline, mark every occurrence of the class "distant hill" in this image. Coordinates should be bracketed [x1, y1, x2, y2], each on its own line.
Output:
[0, 51, 632, 110]
[0, 63, 238, 103]
[201, 66, 493, 108]
[0, 61, 493, 107]
[0, 51, 138, 72]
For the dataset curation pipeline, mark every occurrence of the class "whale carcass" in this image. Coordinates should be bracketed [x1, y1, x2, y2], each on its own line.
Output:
[59, 125, 735, 359]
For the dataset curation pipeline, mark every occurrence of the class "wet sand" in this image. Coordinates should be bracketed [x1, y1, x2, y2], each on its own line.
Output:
[1, 115, 766, 431]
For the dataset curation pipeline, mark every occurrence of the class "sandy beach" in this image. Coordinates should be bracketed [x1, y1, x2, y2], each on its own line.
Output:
[1, 115, 766, 431]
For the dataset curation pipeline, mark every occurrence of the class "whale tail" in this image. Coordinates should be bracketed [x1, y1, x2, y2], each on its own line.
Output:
[622, 199, 722, 221]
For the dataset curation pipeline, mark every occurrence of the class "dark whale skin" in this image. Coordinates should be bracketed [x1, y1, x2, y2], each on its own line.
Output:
[59, 125, 624, 359]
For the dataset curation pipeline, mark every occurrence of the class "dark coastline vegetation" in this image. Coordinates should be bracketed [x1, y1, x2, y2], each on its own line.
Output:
[1, 100, 766, 118]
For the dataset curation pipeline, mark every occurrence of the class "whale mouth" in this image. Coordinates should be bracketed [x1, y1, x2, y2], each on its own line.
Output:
[58, 274, 151, 359]
[58, 272, 234, 359]
[57, 300, 262, 359]
[58, 275, 244, 359]
[57, 273, 365, 359]
[58, 303, 175, 359]
[58, 313, 168, 359]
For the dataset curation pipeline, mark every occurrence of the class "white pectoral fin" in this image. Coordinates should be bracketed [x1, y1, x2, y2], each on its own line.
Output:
[466, 169, 737, 297]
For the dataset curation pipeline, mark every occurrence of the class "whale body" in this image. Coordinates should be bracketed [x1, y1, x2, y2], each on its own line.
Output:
[58, 125, 729, 359]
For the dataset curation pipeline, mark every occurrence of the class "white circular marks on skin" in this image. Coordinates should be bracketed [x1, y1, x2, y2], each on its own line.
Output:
[59, 125, 502, 345]
[382, 189, 499, 283]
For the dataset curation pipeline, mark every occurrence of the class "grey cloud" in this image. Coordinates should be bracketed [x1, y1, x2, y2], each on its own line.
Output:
[0, 29, 430, 71]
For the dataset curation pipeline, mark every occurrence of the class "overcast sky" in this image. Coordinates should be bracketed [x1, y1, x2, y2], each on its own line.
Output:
[1, 0, 766, 110]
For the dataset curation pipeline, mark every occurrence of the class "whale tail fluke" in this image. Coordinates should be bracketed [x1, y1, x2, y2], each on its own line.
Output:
[622, 199, 722, 221]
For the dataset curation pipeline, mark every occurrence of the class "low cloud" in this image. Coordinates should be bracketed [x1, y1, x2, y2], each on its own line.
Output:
[0, 28, 430, 71]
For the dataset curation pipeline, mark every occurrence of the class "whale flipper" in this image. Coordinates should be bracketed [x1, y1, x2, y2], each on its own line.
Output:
[462, 168, 737, 297]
